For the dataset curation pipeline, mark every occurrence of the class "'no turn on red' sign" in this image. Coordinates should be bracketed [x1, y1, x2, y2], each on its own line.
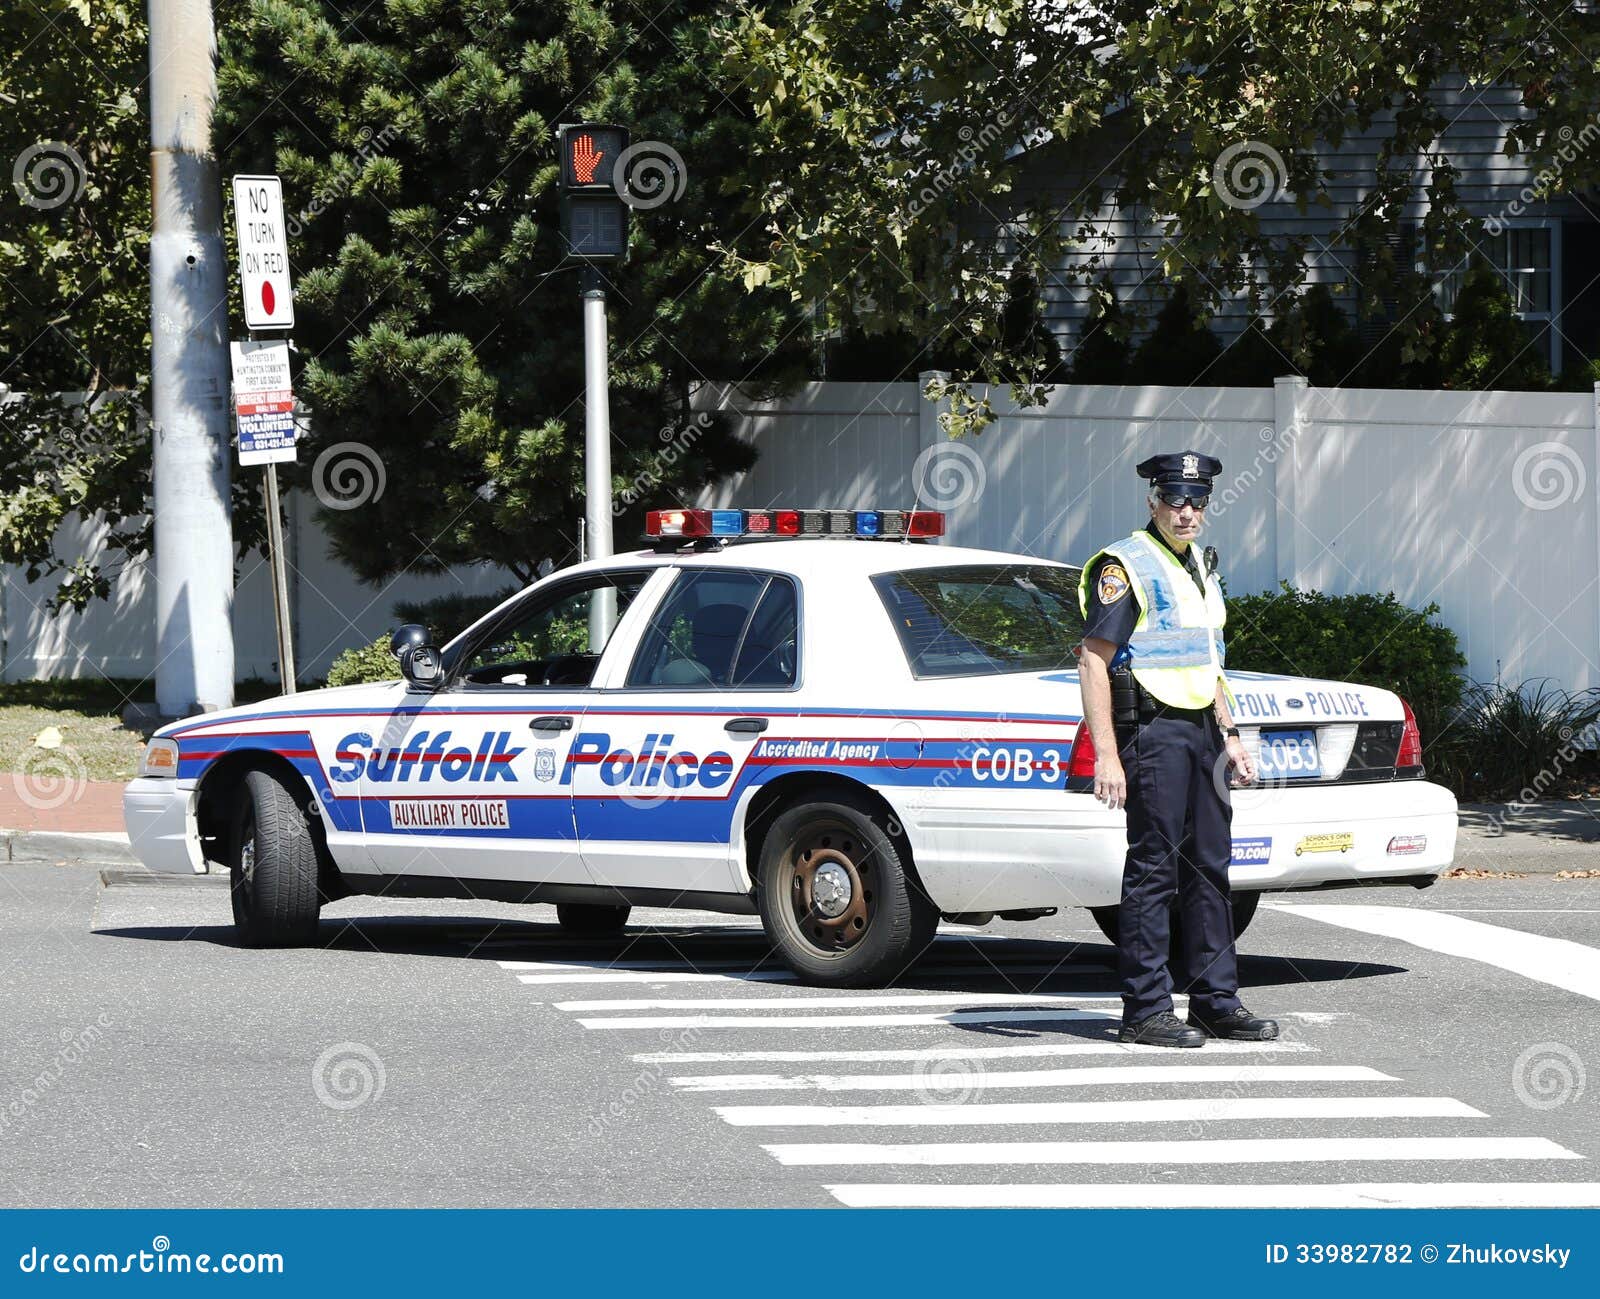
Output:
[231, 174, 295, 330]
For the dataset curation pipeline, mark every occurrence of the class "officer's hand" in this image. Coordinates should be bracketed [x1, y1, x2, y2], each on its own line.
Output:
[1226, 735, 1256, 785]
[1094, 755, 1127, 810]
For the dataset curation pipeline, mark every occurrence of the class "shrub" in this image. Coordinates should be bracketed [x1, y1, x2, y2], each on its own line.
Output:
[325, 637, 399, 688]
[1225, 584, 1467, 765]
[1424, 680, 1600, 801]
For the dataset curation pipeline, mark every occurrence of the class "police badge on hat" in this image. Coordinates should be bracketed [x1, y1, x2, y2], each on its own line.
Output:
[1136, 450, 1222, 497]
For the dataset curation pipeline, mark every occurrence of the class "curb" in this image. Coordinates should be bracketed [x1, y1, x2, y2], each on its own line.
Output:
[2, 828, 138, 866]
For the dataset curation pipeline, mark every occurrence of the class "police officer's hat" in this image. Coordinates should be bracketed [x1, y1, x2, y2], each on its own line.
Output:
[1137, 450, 1222, 499]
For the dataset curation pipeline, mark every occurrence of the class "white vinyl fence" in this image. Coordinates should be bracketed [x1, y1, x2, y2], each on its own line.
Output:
[693, 375, 1600, 693]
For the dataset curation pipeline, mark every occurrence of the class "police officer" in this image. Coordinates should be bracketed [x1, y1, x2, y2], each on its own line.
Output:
[1077, 451, 1279, 1048]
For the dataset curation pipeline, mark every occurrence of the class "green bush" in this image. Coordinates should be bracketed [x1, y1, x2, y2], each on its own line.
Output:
[1425, 680, 1600, 801]
[1225, 584, 1467, 764]
[325, 637, 399, 688]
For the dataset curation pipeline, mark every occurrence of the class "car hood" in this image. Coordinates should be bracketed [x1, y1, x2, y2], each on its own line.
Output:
[154, 680, 407, 738]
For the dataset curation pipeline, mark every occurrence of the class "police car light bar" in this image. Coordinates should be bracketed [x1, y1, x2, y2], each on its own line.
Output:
[644, 508, 945, 540]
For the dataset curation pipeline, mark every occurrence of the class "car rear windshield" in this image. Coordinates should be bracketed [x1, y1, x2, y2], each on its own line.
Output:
[872, 564, 1086, 679]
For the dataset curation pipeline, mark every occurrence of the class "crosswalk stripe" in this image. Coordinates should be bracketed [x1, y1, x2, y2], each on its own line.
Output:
[768, 1136, 1580, 1167]
[713, 1096, 1485, 1127]
[556, 991, 1132, 1011]
[514, 963, 1108, 986]
[1269, 903, 1600, 1002]
[576, 1009, 1121, 1030]
[669, 1065, 1393, 1093]
[824, 1181, 1600, 1208]
[632, 1040, 1320, 1064]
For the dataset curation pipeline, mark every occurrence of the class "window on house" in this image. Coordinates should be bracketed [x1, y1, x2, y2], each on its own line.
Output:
[1433, 224, 1560, 371]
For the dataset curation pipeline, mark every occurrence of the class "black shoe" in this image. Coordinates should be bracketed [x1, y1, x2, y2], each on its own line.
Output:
[1119, 1010, 1205, 1048]
[1186, 1005, 1279, 1040]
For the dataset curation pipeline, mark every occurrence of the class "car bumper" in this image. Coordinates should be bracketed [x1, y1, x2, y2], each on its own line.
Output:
[900, 778, 1457, 912]
[122, 779, 204, 874]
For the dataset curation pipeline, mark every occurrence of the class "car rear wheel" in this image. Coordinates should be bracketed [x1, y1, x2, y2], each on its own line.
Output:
[230, 766, 322, 947]
[756, 792, 938, 988]
[556, 903, 631, 935]
[1089, 890, 1261, 949]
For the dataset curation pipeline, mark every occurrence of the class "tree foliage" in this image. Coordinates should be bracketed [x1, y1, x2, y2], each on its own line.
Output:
[720, 0, 1600, 431]
[217, 0, 812, 586]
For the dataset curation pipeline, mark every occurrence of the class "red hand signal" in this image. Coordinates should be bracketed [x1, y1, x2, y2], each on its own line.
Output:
[572, 133, 603, 184]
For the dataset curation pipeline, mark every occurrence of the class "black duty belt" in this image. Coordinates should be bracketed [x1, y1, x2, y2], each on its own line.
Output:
[1110, 666, 1209, 727]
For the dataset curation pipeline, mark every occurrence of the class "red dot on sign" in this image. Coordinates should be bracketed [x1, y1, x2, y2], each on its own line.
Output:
[261, 281, 276, 315]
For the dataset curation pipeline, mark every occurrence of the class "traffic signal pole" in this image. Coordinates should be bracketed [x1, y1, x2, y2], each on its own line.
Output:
[581, 266, 614, 564]
[148, 0, 235, 715]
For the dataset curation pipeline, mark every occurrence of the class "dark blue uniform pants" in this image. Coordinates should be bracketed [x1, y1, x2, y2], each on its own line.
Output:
[1116, 709, 1242, 1024]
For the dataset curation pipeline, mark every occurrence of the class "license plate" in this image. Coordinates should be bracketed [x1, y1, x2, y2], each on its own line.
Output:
[1257, 729, 1321, 780]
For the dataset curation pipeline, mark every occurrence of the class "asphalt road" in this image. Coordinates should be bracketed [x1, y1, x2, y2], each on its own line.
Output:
[2, 863, 1597, 1208]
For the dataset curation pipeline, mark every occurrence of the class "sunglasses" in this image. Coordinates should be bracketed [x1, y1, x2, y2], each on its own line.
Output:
[1155, 491, 1210, 511]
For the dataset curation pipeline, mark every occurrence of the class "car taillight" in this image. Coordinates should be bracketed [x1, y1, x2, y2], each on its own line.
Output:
[1067, 723, 1097, 780]
[1397, 698, 1423, 770]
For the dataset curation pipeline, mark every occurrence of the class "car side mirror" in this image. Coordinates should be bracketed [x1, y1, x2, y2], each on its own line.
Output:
[390, 624, 442, 691]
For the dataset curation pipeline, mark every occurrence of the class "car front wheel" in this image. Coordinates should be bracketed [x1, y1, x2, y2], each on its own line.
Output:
[756, 792, 938, 988]
[229, 766, 322, 947]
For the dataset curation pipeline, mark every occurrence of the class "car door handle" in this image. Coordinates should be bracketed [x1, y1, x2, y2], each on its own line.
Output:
[529, 715, 574, 732]
[725, 717, 768, 734]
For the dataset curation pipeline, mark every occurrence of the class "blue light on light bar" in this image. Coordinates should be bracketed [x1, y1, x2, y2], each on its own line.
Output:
[855, 510, 881, 536]
[710, 510, 745, 536]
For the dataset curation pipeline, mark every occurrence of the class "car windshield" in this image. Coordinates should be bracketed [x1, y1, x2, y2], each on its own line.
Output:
[872, 564, 1086, 679]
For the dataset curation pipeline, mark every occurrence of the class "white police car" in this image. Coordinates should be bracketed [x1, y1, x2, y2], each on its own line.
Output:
[124, 506, 1457, 986]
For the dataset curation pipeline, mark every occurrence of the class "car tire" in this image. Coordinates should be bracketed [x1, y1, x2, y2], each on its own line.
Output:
[756, 791, 938, 988]
[230, 766, 322, 947]
[556, 903, 631, 935]
[1089, 890, 1261, 949]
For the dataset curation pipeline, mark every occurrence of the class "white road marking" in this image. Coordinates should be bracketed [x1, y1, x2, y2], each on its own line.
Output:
[1271, 903, 1600, 1001]
[513, 963, 1107, 985]
[556, 991, 1131, 1011]
[576, 1009, 1121, 1030]
[825, 1182, 1600, 1208]
[668, 1064, 1392, 1092]
[713, 1096, 1484, 1127]
[633, 1040, 1319, 1064]
[768, 1135, 1580, 1167]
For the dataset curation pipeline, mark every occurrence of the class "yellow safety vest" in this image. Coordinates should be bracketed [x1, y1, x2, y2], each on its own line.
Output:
[1078, 528, 1228, 710]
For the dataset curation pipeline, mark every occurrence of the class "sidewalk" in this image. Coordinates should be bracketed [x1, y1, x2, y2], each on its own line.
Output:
[3, 780, 1599, 874]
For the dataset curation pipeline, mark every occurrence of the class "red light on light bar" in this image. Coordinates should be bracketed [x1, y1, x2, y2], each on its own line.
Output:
[646, 508, 711, 537]
[745, 510, 773, 534]
[907, 510, 945, 537]
[774, 510, 800, 535]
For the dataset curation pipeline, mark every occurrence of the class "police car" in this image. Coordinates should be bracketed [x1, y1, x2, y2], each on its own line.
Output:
[124, 506, 1457, 986]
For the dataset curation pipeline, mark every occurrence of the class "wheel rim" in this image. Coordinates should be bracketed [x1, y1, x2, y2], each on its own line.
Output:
[238, 806, 257, 895]
[783, 820, 874, 956]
